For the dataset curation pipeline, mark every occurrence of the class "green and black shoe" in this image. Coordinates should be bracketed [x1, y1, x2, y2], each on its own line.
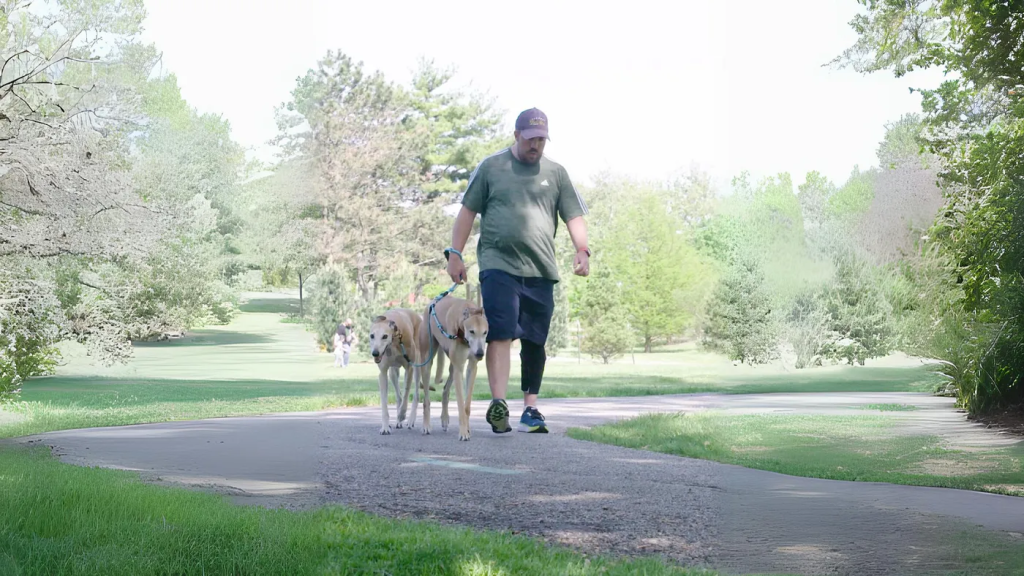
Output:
[485, 399, 512, 433]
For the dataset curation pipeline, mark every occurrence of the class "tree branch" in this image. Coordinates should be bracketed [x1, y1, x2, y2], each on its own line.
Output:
[0, 50, 31, 87]
[0, 199, 48, 216]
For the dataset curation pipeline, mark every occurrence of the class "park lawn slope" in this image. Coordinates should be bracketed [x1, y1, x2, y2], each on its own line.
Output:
[567, 412, 1024, 497]
[0, 446, 716, 576]
[1, 362, 941, 439]
[1, 299, 942, 439]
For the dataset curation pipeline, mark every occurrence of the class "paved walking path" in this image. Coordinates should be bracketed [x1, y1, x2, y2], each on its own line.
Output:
[12, 392, 1024, 575]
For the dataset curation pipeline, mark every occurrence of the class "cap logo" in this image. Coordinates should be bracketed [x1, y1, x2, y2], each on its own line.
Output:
[529, 118, 546, 126]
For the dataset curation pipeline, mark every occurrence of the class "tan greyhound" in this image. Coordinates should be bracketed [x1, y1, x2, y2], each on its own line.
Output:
[367, 308, 424, 435]
[416, 295, 488, 441]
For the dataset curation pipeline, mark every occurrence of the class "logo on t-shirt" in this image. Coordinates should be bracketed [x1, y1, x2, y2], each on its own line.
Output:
[541, 179, 549, 186]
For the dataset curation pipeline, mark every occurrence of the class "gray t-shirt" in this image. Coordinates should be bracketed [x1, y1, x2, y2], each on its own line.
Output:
[461, 148, 588, 281]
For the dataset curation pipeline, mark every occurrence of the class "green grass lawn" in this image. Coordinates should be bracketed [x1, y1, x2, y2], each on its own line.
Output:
[568, 413, 1024, 572]
[567, 412, 1024, 496]
[0, 293, 1007, 575]
[0, 446, 717, 576]
[1, 294, 943, 439]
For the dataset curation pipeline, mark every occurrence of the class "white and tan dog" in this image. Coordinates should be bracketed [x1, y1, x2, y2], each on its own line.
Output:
[367, 308, 424, 435]
[416, 295, 488, 441]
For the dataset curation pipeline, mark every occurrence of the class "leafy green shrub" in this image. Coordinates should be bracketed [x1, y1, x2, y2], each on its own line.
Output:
[0, 284, 64, 400]
[576, 268, 635, 364]
[817, 249, 894, 365]
[702, 256, 780, 364]
[309, 265, 350, 352]
[786, 288, 835, 369]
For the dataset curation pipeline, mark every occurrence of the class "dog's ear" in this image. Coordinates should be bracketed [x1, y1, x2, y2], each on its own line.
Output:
[462, 306, 471, 320]
[373, 315, 388, 323]
[467, 306, 484, 317]
[388, 320, 403, 341]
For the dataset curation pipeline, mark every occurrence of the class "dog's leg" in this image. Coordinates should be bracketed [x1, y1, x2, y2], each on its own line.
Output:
[408, 365, 419, 429]
[421, 343, 435, 435]
[392, 365, 406, 428]
[464, 358, 478, 422]
[377, 368, 391, 435]
[452, 345, 471, 441]
[435, 347, 445, 385]
[399, 362, 415, 426]
[440, 363, 454, 432]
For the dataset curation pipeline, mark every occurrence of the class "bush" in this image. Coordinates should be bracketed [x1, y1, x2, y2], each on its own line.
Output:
[786, 288, 836, 369]
[576, 268, 634, 364]
[309, 265, 350, 352]
[817, 249, 894, 365]
[0, 284, 64, 400]
[702, 256, 780, 364]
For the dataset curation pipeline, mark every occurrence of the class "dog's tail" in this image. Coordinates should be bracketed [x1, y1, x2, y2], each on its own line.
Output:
[434, 346, 446, 384]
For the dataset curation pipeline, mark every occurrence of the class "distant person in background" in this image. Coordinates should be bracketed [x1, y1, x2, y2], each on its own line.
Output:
[339, 323, 352, 366]
[341, 318, 356, 368]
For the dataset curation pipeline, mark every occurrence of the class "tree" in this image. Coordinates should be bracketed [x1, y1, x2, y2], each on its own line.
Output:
[786, 287, 836, 369]
[834, 0, 1024, 413]
[666, 164, 717, 228]
[702, 255, 780, 365]
[825, 166, 876, 223]
[273, 51, 505, 319]
[0, 1, 256, 398]
[404, 59, 506, 199]
[309, 264, 351, 352]
[602, 185, 711, 351]
[797, 171, 837, 233]
[853, 118, 945, 264]
[818, 248, 895, 365]
[235, 158, 324, 315]
[0, 0, 168, 384]
[126, 73, 247, 330]
[575, 267, 634, 364]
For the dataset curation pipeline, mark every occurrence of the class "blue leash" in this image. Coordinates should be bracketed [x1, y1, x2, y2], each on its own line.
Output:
[404, 282, 461, 368]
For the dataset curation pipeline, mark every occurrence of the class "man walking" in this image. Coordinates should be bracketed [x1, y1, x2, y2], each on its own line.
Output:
[444, 107, 590, 434]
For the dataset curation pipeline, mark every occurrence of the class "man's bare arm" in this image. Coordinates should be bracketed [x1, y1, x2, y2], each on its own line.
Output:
[566, 216, 589, 253]
[451, 206, 477, 253]
[446, 206, 477, 283]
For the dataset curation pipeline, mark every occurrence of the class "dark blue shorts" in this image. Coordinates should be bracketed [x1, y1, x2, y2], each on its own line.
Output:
[479, 269, 555, 345]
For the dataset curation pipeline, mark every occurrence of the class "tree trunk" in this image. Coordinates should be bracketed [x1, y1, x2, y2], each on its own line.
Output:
[644, 335, 653, 353]
[298, 271, 304, 317]
[577, 319, 582, 364]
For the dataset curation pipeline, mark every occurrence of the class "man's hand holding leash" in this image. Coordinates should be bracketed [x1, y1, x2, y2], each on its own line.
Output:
[445, 247, 466, 284]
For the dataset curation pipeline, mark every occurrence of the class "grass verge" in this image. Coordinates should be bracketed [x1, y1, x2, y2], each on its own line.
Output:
[567, 412, 1024, 496]
[0, 446, 714, 576]
[2, 363, 941, 439]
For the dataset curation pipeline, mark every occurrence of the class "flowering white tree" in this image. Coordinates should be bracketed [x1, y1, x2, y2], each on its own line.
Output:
[0, 1, 243, 397]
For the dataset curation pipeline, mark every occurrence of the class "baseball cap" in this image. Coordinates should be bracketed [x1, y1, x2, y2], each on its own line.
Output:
[515, 108, 550, 140]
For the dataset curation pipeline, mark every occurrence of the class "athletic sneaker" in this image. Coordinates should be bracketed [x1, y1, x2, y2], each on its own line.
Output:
[518, 406, 548, 433]
[485, 399, 512, 433]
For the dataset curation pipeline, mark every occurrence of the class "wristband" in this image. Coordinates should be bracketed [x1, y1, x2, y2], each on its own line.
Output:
[577, 247, 591, 257]
[444, 247, 463, 261]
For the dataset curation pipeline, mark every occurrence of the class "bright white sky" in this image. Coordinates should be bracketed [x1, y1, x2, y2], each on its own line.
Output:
[138, 0, 946, 193]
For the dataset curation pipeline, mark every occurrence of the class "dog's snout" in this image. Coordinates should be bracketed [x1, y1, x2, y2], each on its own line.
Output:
[474, 349, 485, 360]
[371, 350, 379, 357]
